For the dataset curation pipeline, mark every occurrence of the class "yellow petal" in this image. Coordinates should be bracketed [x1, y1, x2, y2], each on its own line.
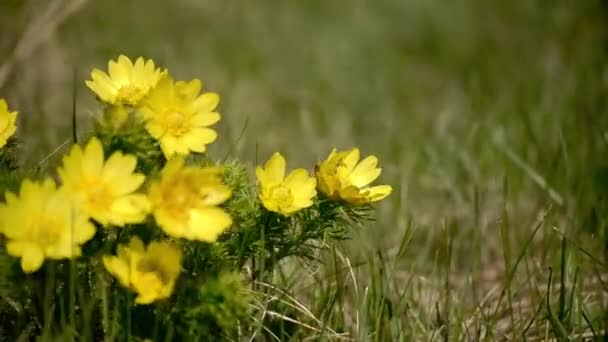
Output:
[90, 69, 116, 90]
[82, 138, 105, 177]
[340, 148, 360, 173]
[108, 59, 129, 83]
[364, 185, 392, 202]
[340, 186, 367, 204]
[6, 240, 31, 255]
[142, 76, 174, 109]
[283, 169, 317, 201]
[72, 218, 96, 245]
[102, 153, 145, 195]
[20, 245, 45, 273]
[0, 110, 10, 131]
[263, 152, 286, 183]
[349, 155, 381, 188]
[160, 136, 180, 158]
[181, 127, 217, 153]
[153, 208, 187, 238]
[133, 273, 166, 304]
[131, 57, 146, 86]
[110, 194, 151, 224]
[146, 241, 182, 280]
[326, 148, 338, 160]
[190, 92, 219, 113]
[103, 255, 131, 288]
[176, 79, 202, 100]
[145, 120, 165, 138]
[190, 112, 221, 127]
[187, 207, 232, 242]
[87, 71, 116, 102]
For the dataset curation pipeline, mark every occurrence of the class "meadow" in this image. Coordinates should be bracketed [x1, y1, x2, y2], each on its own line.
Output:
[0, 0, 607, 340]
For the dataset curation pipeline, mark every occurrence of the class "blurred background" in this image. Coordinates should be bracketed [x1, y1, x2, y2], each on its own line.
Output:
[1, 0, 607, 338]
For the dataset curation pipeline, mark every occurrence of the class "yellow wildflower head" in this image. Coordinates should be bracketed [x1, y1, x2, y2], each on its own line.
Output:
[137, 76, 221, 159]
[57, 137, 151, 226]
[316, 148, 392, 205]
[103, 236, 182, 304]
[0, 98, 18, 148]
[85, 55, 165, 106]
[148, 157, 232, 242]
[256, 152, 317, 216]
[0, 178, 95, 273]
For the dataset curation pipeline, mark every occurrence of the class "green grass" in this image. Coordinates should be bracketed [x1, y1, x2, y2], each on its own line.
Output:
[1, 0, 608, 340]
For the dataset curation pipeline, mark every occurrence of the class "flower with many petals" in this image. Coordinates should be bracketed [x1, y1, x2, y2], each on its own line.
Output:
[148, 157, 232, 241]
[85, 55, 165, 106]
[0, 178, 95, 272]
[57, 137, 150, 226]
[137, 76, 221, 158]
[103, 237, 182, 304]
[0, 99, 18, 148]
[316, 148, 392, 205]
[256, 152, 317, 216]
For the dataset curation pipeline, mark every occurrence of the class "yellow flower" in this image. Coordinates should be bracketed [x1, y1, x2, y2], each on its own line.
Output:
[316, 148, 392, 205]
[148, 157, 232, 242]
[0, 178, 95, 273]
[103, 237, 182, 304]
[137, 76, 221, 158]
[256, 152, 317, 216]
[57, 137, 151, 226]
[0, 99, 18, 148]
[85, 55, 165, 106]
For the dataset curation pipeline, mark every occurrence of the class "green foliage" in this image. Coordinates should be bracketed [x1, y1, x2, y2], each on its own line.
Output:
[0, 138, 21, 200]
[0, 171, 23, 202]
[0, 245, 30, 342]
[218, 160, 261, 268]
[174, 272, 251, 339]
[0, 138, 18, 172]
[584, 166, 608, 249]
[220, 160, 374, 280]
[94, 113, 165, 174]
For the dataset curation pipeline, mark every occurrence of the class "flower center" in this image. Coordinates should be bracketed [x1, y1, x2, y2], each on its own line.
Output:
[270, 185, 294, 210]
[130, 268, 169, 303]
[116, 84, 143, 104]
[161, 178, 199, 220]
[164, 110, 188, 136]
[30, 215, 63, 246]
[137, 258, 171, 284]
[84, 179, 115, 213]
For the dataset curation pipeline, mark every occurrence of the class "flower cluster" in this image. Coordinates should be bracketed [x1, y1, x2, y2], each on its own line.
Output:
[86, 55, 221, 159]
[0, 55, 392, 339]
[255, 148, 392, 215]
